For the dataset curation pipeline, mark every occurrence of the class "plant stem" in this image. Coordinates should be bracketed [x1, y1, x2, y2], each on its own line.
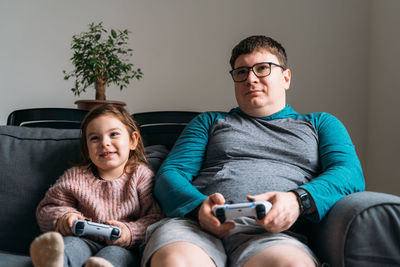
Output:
[95, 78, 107, 100]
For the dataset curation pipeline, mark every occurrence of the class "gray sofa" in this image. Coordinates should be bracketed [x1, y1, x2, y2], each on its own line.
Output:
[0, 125, 399, 266]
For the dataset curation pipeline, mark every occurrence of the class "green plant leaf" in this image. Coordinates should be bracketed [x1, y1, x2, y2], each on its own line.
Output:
[111, 29, 117, 39]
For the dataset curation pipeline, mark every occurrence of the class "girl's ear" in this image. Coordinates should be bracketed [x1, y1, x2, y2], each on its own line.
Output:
[130, 131, 139, 150]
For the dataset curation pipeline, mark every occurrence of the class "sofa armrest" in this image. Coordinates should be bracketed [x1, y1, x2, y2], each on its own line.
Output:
[310, 191, 400, 267]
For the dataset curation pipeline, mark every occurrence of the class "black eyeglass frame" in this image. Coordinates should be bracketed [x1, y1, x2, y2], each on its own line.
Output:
[229, 62, 286, 82]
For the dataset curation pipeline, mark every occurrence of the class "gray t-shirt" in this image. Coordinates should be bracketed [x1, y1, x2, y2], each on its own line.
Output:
[193, 112, 320, 203]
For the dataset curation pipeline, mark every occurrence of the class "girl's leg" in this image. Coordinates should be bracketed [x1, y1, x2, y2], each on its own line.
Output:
[30, 232, 64, 267]
[88, 245, 140, 267]
[63, 236, 98, 267]
[85, 257, 113, 267]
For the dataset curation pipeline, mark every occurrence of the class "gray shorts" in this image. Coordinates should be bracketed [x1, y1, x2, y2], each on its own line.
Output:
[141, 217, 319, 267]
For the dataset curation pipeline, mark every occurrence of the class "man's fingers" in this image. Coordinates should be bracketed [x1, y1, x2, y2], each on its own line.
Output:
[209, 193, 226, 205]
[222, 221, 235, 231]
[247, 192, 273, 202]
[212, 221, 235, 238]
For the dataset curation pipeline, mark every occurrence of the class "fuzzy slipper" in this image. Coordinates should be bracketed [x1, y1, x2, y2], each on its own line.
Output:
[85, 257, 114, 267]
[30, 231, 64, 267]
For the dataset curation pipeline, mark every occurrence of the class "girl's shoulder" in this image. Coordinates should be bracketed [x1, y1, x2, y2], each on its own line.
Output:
[58, 166, 93, 182]
[127, 163, 154, 182]
[46, 166, 95, 193]
[134, 163, 154, 176]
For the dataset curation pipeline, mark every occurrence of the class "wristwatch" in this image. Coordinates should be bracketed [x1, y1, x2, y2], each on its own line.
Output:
[290, 188, 312, 215]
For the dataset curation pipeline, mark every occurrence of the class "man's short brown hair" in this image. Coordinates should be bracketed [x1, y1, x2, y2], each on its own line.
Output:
[230, 35, 288, 69]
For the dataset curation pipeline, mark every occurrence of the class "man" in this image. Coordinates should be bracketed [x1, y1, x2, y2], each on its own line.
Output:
[141, 35, 365, 267]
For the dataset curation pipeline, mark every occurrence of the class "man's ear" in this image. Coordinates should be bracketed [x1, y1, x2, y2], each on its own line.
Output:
[283, 68, 291, 90]
[130, 131, 139, 150]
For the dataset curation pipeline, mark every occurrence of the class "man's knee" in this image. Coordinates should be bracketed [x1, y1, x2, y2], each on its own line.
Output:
[244, 244, 316, 267]
[271, 256, 316, 267]
[150, 241, 215, 267]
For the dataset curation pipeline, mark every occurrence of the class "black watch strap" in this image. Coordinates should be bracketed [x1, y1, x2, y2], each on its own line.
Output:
[291, 188, 312, 215]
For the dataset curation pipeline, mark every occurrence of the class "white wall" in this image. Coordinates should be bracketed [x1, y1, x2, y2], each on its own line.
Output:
[0, 0, 398, 194]
[367, 0, 400, 195]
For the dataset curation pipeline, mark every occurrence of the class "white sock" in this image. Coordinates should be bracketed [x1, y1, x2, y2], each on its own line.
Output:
[30, 232, 64, 267]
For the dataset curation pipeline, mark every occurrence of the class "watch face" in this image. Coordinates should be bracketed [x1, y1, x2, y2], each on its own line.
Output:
[299, 193, 308, 200]
[299, 191, 312, 211]
[292, 189, 311, 214]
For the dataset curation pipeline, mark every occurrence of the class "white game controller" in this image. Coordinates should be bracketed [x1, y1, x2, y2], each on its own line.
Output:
[212, 201, 272, 223]
[72, 220, 121, 242]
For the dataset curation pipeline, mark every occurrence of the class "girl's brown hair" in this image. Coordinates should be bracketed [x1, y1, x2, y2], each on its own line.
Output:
[79, 104, 147, 175]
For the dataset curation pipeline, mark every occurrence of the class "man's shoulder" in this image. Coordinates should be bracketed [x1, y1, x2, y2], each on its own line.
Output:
[295, 111, 331, 119]
[197, 110, 232, 119]
[189, 110, 234, 127]
[295, 112, 349, 137]
[295, 112, 340, 125]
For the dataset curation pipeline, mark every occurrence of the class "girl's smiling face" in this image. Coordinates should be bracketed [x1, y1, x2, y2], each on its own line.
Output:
[85, 115, 138, 180]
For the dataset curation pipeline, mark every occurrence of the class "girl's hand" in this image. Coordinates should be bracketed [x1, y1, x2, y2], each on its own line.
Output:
[56, 212, 85, 236]
[106, 220, 131, 248]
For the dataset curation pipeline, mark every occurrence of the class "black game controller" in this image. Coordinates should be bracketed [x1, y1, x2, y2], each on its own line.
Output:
[212, 201, 272, 223]
[72, 220, 121, 242]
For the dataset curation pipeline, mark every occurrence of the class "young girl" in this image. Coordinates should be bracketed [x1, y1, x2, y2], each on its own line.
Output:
[30, 104, 163, 267]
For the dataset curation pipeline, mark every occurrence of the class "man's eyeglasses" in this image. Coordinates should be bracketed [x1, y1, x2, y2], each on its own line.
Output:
[229, 62, 286, 82]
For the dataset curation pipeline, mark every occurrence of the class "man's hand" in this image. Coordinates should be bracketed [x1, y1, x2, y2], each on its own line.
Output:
[56, 212, 85, 236]
[247, 191, 301, 233]
[198, 193, 235, 238]
[106, 220, 131, 248]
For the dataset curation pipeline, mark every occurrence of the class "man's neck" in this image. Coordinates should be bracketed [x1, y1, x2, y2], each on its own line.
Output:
[242, 104, 286, 118]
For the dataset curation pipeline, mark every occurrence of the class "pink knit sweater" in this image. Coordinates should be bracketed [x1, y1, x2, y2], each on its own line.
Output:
[36, 164, 163, 247]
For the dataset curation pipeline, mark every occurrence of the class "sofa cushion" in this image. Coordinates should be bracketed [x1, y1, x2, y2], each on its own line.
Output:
[0, 126, 81, 254]
[0, 250, 32, 267]
[145, 144, 170, 173]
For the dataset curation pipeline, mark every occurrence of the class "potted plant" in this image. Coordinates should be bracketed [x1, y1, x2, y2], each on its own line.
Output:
[63, 22, 143, 110]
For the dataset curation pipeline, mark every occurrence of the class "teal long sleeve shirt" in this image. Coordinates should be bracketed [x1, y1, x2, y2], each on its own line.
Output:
[154, 105, 365, 222]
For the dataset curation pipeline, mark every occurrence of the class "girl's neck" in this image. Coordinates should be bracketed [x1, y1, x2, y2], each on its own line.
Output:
[96, 168, 125, 180]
